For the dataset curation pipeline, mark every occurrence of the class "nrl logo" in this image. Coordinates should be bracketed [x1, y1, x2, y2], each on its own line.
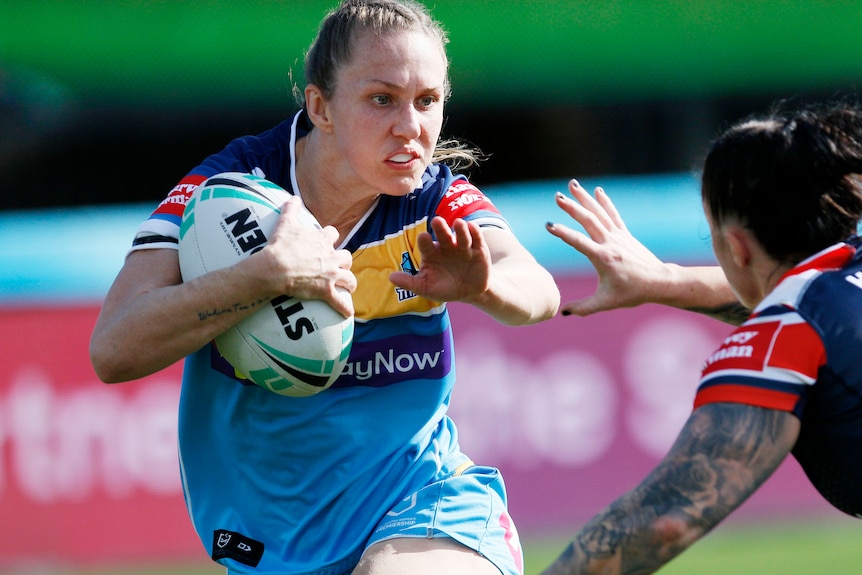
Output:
[217, 532, 232, 548]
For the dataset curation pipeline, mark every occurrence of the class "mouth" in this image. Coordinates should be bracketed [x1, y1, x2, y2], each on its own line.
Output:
[386, 150, 420, 165]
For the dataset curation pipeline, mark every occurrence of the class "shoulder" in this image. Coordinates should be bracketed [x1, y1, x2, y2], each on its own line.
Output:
[754, 240, 862, 329]
[419, 164, 510, 231]
[133, 116, 299, 250]
[197, 117, 296, 182]
[783, 255, 862, 337]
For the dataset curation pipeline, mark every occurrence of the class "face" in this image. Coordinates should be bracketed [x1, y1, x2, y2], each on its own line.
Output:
[314, 29, 447, 198]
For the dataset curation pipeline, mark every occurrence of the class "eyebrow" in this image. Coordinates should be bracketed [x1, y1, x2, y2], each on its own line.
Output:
[363, 78, 445, 94]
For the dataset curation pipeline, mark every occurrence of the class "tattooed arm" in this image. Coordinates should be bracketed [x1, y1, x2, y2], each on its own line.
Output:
[540, 403, 801, 575]
[680, 300, 752, 327]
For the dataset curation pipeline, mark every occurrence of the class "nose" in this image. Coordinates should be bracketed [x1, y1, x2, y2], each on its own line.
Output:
[392, 103, 421, 140]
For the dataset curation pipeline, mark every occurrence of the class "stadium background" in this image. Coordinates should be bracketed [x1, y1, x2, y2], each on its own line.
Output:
[1, 1, 861, 572]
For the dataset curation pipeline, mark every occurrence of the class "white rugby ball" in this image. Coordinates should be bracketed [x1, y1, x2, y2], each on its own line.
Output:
[178, 172, 353, 397]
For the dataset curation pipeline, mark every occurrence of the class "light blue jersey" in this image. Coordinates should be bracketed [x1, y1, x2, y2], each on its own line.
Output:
[133, 111, 523, 574]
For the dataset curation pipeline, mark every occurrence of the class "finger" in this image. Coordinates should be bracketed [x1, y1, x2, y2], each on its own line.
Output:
[320, 224, 341, 247]
[273, 197, 327, 245]
[429, 216, 455, 249]
[555, 191, 611, 243]
[273, 197, 300, 232]
[389, 270, 427, 298]
[335, 248, 353, 271]
[327, 285, 355, 318]
[560, 297, 604, 317]
[415, 229, 437, 257]
[389, 270, 413, 290]
[545, 220, 601, 260]
[335, 263, 357, 291]
[567, 179, 616, 229]
[279, 195, 302, 219]
[592, 186, 627, 230]
[451, 219, 475, 252]
[465, 220, 485, 253]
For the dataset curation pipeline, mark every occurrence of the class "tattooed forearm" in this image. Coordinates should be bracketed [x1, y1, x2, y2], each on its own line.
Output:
[684, 301, 751, 326]
[541, 404, 800, 575]
[196, 298, 270, 321]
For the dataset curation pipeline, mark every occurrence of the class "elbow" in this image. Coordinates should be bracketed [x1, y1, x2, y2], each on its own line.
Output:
[90, 331, 183, 382]
[505, 289, 560, 326]
[535, 273, 562, 322]
[544, 289, 562, 321]
[527, 283, 561, 325]
[89, 336, 132, 384]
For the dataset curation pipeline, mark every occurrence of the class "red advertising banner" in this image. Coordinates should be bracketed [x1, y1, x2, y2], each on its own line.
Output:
[0, 276, 834, 565]
[0, 306, 195, 564]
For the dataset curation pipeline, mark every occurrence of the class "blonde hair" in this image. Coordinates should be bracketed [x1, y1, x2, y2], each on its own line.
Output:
[296, 0, 481, 170]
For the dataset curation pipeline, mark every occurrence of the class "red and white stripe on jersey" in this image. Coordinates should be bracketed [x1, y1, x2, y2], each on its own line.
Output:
[130, 174, 208, 252]
[152, 175, 207, 220]
[694, 309, 826, 413]
[434, 180, 508, 230]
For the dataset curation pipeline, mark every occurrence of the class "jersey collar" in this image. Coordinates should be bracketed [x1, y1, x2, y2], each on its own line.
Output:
[777, 241, 856, 284]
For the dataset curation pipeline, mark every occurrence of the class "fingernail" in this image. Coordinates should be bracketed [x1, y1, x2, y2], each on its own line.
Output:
[561, 309, 571, 316]
[555, 191, 565, 199]
[546, 221, 555, 229]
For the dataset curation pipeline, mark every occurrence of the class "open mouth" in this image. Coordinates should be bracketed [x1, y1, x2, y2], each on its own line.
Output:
[388, 153, 415, 164]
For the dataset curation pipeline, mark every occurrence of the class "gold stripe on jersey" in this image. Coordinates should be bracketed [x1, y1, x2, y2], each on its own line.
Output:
[351, 220, 442, 321]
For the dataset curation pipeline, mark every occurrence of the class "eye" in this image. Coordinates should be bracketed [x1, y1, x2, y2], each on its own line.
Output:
[371, 94, 391, 106]
[419, 95, 438, 108]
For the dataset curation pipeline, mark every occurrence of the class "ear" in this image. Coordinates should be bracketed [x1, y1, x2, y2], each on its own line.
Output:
[304, 85, 334, 134]
[723, 226, 752, 267]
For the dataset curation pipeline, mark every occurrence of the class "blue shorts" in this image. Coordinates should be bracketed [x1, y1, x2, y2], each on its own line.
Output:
[366, 461, 524, 575]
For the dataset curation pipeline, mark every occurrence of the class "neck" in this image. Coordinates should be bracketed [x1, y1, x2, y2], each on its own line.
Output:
[762, 260, 793, 295]
[294, 134, 379, 242]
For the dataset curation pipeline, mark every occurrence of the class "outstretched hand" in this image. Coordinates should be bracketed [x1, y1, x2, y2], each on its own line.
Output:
[546, 179, 670, 316]
[389, 216, 491, 303]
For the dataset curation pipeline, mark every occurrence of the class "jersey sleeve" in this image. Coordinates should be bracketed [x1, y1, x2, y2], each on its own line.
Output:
[433, 179, 511, 233]
[129, 145, 251, 253]
[694, 307, 826, 417]
[130, 174, 207, 251]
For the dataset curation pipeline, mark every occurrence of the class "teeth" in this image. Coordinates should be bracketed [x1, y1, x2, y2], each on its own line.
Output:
[390, 153, 413, 163]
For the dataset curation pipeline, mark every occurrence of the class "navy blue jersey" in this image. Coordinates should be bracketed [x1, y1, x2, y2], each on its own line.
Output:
[696, 237, 862, 517]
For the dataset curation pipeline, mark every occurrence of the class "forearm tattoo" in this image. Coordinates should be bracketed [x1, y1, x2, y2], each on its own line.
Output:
[684, 301, 752, 326]
[196, 298, 270, 321]
[542, 404, 797, 575]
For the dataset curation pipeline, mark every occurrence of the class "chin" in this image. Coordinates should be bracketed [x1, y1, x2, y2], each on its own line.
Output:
[382, 175, 423, 196]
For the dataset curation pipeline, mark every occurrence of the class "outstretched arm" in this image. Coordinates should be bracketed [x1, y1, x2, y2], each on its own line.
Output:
[389, 216, 560, 325]
[541, 403, 800, 575]
[546, 179, 750, 325]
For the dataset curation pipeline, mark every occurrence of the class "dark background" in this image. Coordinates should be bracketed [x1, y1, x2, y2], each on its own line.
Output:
[2, 96, 818, 211]
[2, 1, 861, 211]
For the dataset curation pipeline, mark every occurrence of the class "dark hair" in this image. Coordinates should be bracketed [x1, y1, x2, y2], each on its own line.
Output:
[702, 100, 862, 265]
[295, 0, 481, 170]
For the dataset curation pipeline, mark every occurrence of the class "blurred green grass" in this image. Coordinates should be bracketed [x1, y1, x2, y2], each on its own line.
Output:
[43, 515, 860, 575]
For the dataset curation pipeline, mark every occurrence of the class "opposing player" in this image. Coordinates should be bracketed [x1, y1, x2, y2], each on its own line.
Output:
[89, 1, 559, 574]
[542, 100, 862, 574]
